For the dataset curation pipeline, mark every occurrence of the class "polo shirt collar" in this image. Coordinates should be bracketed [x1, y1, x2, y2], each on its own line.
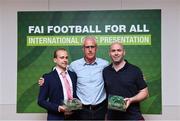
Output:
[110, 60, 129, 71]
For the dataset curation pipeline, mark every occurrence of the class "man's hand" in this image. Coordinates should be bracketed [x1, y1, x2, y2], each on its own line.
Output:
[124, 98, 132, 109]
[124, 87, 149, 109]
[38, 77, 44, 86]
[58, 105, 73, 115]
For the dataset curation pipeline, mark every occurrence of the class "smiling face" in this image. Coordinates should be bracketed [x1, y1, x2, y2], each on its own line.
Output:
[83, 37, 97, 63]
[54, 49, 68, 71]
[109, 42, 125, 64]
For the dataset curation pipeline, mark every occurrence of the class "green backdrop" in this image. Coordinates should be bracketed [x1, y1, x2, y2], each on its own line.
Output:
[17, 10, 161, 114]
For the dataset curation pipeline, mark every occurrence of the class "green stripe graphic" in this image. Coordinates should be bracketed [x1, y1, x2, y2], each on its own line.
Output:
[27, 35, 151, 46]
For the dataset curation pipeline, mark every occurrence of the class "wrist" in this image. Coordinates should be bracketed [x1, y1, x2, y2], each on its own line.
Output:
[58, 106, 64, 112]
[129, 97, 135, 104]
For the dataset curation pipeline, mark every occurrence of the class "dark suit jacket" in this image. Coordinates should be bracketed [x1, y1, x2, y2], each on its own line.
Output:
[38, 69, 77, 120]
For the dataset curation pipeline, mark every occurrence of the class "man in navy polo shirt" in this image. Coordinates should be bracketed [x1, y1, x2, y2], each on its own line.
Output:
[103, 42, 149, 120]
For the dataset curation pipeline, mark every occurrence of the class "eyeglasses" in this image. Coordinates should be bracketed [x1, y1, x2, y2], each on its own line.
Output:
[84, 46, 96, 49]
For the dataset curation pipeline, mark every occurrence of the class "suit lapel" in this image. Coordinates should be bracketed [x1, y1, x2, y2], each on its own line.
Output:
[68, 71, 74, 85]
[52, 70, 64, 98]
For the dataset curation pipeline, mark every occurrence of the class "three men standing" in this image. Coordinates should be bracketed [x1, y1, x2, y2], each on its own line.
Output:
[38, 36, 149, 120]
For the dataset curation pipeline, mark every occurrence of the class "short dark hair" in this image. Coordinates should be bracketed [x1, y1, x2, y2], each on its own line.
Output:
[53, 48, 67, 58]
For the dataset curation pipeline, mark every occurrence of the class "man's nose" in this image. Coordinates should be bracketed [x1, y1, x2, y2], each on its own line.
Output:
[115, 51, 118, 55]
[89, 47, 92, 51]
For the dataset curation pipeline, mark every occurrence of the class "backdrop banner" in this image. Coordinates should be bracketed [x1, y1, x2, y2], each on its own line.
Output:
[17, 10, 161, 114]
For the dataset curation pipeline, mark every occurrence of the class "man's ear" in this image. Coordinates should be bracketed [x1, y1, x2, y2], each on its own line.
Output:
[124, 50, 126, 56]
[95, 46, 98, 51]
[82, 46, 85, 53]
[53, 58, 57, 63]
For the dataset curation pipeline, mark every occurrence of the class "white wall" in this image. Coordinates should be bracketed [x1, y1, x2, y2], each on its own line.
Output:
[0, 0, 180, 120]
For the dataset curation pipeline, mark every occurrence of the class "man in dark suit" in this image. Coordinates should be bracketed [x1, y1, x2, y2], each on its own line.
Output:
[38, 48, 77, 120]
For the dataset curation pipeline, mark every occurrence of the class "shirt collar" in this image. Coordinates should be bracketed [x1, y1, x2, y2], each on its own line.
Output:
[83, 58, 98, 66]
[55, 66, 68, 75]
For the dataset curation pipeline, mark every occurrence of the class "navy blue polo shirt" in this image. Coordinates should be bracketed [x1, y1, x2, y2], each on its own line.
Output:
[103, 60, 147, 120]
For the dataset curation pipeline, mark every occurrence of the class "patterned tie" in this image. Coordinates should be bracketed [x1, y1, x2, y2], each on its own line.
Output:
[61, 72, 73, 100]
